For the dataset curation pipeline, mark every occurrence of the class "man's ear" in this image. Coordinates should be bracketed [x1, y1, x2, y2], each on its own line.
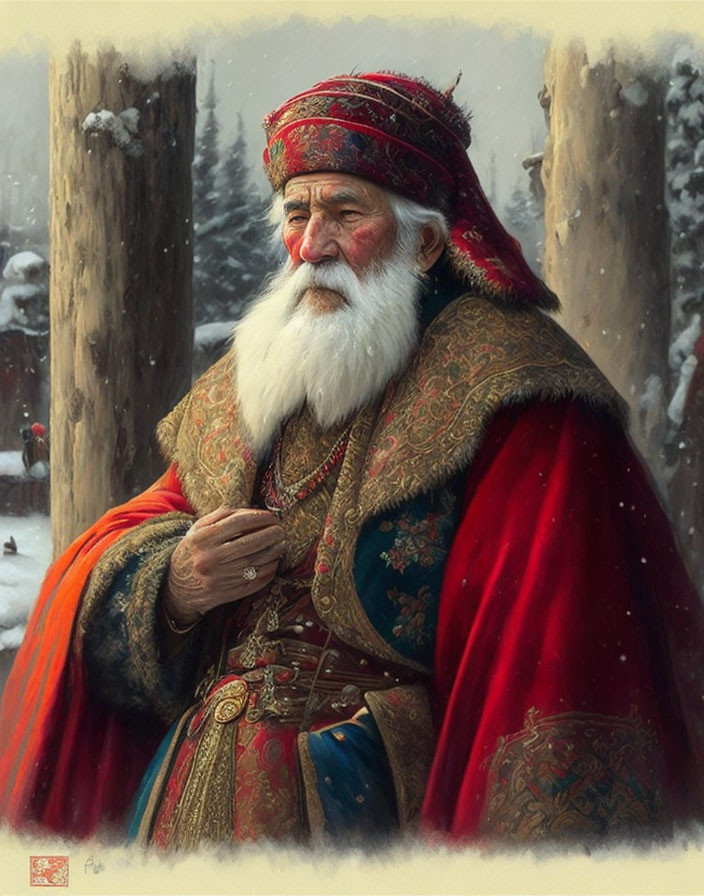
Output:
[416, 222, 447, 272]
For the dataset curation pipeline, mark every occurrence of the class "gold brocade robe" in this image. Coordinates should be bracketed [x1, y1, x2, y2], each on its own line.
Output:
[80, 292, 623, 846]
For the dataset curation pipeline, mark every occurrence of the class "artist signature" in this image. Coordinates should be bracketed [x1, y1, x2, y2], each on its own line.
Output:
[84, 855, 105, 875]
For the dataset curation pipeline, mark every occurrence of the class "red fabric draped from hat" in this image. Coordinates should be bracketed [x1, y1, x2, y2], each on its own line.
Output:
[263, 71, 558, 310]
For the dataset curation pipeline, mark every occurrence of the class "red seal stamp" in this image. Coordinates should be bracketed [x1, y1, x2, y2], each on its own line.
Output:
[29, 856, 69, 887]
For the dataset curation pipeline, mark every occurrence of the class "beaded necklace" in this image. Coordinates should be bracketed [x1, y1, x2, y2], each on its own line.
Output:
[259, 423, 351, 513]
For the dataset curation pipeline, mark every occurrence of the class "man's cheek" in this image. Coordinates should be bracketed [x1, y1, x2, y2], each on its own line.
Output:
[283, 233, 302, 264]
[348, 226, 386, 267]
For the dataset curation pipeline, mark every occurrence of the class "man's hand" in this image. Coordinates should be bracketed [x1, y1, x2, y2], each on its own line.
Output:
[163, 506, 285, 628]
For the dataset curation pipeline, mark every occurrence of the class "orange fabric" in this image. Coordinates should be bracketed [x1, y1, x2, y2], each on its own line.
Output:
[0, 466, 193, 836]
[4, 403, 703, 841]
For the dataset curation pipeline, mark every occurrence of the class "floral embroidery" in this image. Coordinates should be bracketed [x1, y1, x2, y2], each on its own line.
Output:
[479, 707, 665, 841]
[388, 586, 432, 647]
[379, 490, 455, 573]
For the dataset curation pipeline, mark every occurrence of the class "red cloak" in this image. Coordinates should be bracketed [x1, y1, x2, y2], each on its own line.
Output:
[1, 401, 702, 840]
[423, 400, 704, 838]
[0, 466, 193, 837]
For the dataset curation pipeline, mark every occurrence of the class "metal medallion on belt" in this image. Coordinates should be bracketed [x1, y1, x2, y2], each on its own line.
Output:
[212, 679, 249, 724]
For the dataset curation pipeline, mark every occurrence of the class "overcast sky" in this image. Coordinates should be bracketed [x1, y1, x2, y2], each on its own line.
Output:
[190, 15, 548, 208]
[0, 14, 549, 247]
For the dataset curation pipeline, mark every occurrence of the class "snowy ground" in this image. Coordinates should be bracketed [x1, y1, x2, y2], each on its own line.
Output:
[0, 512, 51, 649]
[0, 450, 26, 477]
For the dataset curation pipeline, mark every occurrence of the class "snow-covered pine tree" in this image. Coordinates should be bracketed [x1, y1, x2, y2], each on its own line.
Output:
[503, 179, 542, 275]
[192, 65, 223, 323]
[193, 66, 219, 223]
[211, 113, 274, 320]
[193, 74, 275, 325]
[664, 47, 704, 591]
[665, 49, 704, 433]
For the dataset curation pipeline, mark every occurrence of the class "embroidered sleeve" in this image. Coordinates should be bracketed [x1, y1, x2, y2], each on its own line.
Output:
[80, 513, 203, 722]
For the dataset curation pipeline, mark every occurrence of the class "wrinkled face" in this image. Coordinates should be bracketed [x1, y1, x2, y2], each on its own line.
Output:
[281, 172, 397, 313]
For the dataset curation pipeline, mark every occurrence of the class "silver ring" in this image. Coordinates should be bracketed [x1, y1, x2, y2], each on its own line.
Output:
[242, 566, 258, 582]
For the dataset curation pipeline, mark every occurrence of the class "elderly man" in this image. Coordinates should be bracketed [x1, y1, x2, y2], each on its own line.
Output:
[1, 71, 704, 848]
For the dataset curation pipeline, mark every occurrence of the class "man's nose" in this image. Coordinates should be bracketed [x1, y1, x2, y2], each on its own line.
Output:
[298, 215, 338, 264]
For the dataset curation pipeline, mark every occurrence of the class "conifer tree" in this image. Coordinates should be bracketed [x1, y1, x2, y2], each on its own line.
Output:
[193, 66, 219, 224]
[504, 180, 542, 275]
[192, 65, 223, 323]
[214, 114, 273, 320]
[665, 50, 704, 397]
[664, 49, 704, 591]
[193, 74, 275, 323]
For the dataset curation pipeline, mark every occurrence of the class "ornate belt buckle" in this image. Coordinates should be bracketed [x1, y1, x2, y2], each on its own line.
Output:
[212, 678, 249, 724]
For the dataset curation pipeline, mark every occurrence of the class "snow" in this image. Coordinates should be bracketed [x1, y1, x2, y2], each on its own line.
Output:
[0, 452, 25, 477]
[521, 152, 543, 169]
[668, 135, 690, 167]
[691, 77, 704, 103]
[119, 107, 140, 136]
[0, 291, 13, 328]
[637, 373, 666, 440]
[121, 48, 194, 85]
[669, 313, 701, 369]
[672, 169, 695, 193]
[0, 282, 46, 329]
[194, 212, 229, 238]
[0, 282, 43, 327]
[695, 139, 704, 167]
[2, 251, 46, 282]
[681, 100, 704, 129]
[667, 354, 698, 426]
[0, 513, 51, 651]
[194, 320, 235, 348]
[673, 44, 699, 70]
[620, 80, 649, 108]
[82, 108, 142, 156]
[2, 283, 42, 303]
[224, 256, 245, 272]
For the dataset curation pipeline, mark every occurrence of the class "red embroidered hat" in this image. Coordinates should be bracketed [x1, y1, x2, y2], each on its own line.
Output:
[263, 71, 558, 310]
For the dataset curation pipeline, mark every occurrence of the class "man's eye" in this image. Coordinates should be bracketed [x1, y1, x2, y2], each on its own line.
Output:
[339, 209, 361, 219]
[286, 214, 308, 225]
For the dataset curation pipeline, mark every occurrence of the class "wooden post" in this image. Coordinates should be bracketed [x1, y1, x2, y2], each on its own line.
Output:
[542, 42, 670, 465]
[49, 44, 196, 555]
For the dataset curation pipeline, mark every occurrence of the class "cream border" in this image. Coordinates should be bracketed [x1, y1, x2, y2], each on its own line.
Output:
[1, 1, 703, 893]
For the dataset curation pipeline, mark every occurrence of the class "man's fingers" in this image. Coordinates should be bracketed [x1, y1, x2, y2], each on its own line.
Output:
[215, 508, 280, 537]
[190, 505, 237, 529]
[217, 539, 286, 573]
[192, 507, 280, 541]
[213, 523, 286, 560]
[167, 508, 286, 619]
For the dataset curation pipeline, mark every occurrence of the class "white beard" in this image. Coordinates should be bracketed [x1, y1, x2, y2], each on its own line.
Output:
[233, 243, 423, 458]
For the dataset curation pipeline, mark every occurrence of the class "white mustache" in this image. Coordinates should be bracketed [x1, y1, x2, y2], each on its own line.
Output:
[285, 261, 365, 306]
[234, 240, 422, 458]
